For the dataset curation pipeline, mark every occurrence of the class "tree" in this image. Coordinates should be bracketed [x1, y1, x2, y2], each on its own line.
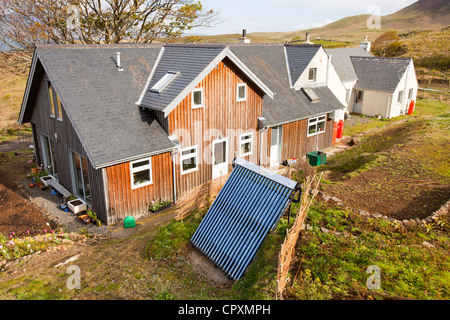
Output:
[371, 31, 408, 57]
[0, 0, 220, 72]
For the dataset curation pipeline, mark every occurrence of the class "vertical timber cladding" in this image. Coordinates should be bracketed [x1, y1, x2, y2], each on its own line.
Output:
[168, 58, 265, 197]
[105, 152, 173, 221]
[29, 71, 107, 222]
[270, 114, 334, 161]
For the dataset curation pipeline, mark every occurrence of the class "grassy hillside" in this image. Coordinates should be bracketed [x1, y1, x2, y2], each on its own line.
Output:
[0, 72, 28, 135]
[250, 0, 450, 43]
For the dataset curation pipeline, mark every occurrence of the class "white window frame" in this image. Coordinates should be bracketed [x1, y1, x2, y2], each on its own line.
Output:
[130, 157, 153, 190]
[180, 145, 199, 175]
[408, 88, 414, 100]
[239, 132, 253, 157]
[307, 115, 327, 137]
[308, 68, 317, 82]
[237, 83, 247, 102]
[192, 88, 204, 109]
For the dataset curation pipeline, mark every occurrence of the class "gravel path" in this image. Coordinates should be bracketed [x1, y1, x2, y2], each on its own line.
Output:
[18, 179, 110, 236]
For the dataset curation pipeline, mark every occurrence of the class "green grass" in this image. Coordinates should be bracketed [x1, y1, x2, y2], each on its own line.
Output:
[284, 201, 450, 300]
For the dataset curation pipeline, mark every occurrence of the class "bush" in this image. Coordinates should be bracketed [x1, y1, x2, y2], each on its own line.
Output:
[416, 54, 450, 71]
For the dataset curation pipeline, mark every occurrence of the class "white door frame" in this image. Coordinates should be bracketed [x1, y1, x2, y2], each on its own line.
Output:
[212, 137, 228, 180]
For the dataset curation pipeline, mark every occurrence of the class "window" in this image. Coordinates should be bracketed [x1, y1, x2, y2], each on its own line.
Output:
[239, 132, 253, 157]
[307, 115, 326, 137]
[355, 90, 364, 103]
[130, 157, 153, 189]
[180, 146, 198, 175]
[192, 88, 204, 109]
[408, 88, 414, 100]
[47, 81, 63, 121]
[302, 87, 320, 103]
[150, 72, 178, 93]
[346, 89, 350, 103]
[398, 90, 403, 103]
[308, 68, 317, 82]
[237, 84, 247, 102]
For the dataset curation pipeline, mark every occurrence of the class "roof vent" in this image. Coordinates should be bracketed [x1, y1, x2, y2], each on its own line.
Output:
[116, 52, 124, 71]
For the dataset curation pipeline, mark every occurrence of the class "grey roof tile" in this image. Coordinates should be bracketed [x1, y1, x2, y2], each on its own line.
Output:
[230, 44, 344, 126]
[350, 56, 412, 93]
[325, 47, 373, 82]
[37, 44, 174, 169]
[285, 44, 322, 85]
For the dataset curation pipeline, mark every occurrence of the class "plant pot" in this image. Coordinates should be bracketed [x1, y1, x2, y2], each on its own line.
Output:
[41, 175, 55, 187]
[78, 214, 91, 225]
[95, 220, 102, 227]
[31, 168, 38, 175]
[68, 199, 87, 214]
[149, 203, 172, 213]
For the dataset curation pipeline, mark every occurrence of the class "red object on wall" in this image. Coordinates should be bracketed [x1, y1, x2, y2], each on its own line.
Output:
[337, 120, 344, 139]
[408, 100, 415, 115]
[332, 121, 338, 144]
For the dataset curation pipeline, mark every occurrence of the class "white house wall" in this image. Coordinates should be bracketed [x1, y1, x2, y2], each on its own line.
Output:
[360, 90, 392, 117]
[294, 49, 328, 87]
[390, 61, 418, 118]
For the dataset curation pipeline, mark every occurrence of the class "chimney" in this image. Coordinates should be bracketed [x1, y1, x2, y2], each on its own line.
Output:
[304, 32, 313, 44]
[239, 29, 251, 44]
[116, 52, 124, 71]
[360, 35, 371, 52]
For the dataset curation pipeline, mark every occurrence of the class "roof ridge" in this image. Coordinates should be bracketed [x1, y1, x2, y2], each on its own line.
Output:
[35, 43, 164, 49]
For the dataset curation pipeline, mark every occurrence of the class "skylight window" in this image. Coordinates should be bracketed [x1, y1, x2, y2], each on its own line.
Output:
[150, 72, 179, 93]
[302, 87, 320, 103]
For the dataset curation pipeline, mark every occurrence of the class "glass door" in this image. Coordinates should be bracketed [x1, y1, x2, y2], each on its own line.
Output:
[40, 134, 58, 180]
[69, 150, 91, 204]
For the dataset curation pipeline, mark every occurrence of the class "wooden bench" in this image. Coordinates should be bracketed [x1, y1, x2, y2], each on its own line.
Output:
[46, 179, 72, 198]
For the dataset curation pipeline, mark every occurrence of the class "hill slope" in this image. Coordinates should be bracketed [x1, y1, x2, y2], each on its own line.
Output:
[251, 0, 450, 42]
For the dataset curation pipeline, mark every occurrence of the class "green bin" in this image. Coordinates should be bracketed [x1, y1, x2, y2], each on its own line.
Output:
[306, 151, 327, 167]
[124, 216, 136, 229]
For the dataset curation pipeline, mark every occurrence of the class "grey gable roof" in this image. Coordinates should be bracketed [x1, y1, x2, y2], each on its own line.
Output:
[351, 56, 412, 93]
[34, 44, 175, 169]
[325, 47, 372, 83]
[230, 44, 344, 126]
[285, 44, 322, 85]
[140, 44, 226, 112]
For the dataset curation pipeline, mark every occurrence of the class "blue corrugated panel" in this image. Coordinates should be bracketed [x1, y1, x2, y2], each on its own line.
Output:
[190, 158, 298, 280]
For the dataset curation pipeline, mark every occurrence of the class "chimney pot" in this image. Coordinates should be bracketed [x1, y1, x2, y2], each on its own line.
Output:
[116, 52, 124, 71]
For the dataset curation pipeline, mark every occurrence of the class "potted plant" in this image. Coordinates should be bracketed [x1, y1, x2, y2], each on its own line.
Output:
[30, 163, 38, 175]
[148, 199, 172, 213]
[87, 209, 101, 227]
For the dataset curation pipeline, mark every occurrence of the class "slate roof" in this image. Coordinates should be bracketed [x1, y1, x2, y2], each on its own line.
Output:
[325, 47, 372, 83]
[351, 56, 412, 93]
[140, 44, 226, 112]
[230, 44, 344, 126]
[284, 44, 322, 85]
[32, 44, 175, 169]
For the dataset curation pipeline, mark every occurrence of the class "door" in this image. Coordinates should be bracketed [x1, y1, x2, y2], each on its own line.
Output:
[69, 150, 91, 204]
[40, 134, 58, 180]
[353, 90, 363, 114]
[212, 138, 228, 180]
[270, 126, 282, 164]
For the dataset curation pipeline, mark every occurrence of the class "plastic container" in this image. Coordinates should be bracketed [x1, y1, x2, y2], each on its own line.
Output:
[306, 151, 327, 167]
[124, 216, 136, 229]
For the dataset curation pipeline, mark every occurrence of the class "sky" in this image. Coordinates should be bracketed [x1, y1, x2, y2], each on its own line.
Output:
[195, 0, 418, 35]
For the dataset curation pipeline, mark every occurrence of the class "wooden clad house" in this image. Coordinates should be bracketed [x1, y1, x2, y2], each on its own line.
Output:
[19, 42, 345, 225]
